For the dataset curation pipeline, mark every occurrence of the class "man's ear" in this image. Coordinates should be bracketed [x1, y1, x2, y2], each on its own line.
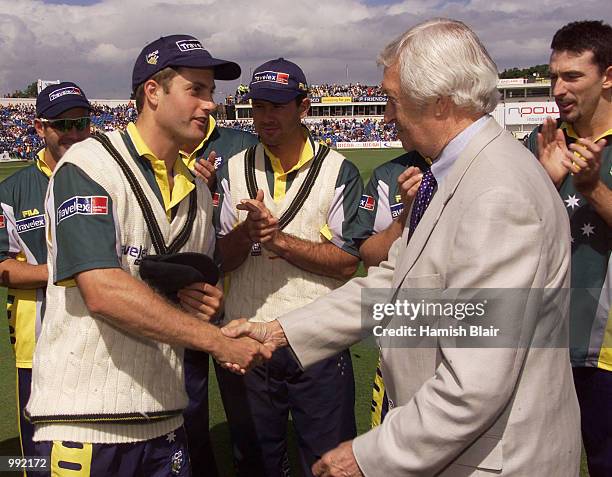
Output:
[299, 97, 311, 119]
[33, 119, 45, 139]
[602, 65, 612, 92]
[143, 78, 164, 110]
[434, 96, 452, 118]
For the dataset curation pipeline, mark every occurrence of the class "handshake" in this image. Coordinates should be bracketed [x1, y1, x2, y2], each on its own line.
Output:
[212, 319, 289, 374]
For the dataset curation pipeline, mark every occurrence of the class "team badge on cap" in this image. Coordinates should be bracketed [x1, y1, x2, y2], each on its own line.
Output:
[145, 50, 159, 65]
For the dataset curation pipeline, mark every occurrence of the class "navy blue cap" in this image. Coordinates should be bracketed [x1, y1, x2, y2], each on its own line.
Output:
[244, 58, 309, 104]
[36, 82, 91, 119]
[132, 34, 241, 92]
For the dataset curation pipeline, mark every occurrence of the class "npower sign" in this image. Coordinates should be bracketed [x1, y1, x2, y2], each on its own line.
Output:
[505, 102, 559, 125]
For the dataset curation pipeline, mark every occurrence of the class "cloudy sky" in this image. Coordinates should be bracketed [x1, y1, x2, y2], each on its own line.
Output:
[0, 0, 610, 99]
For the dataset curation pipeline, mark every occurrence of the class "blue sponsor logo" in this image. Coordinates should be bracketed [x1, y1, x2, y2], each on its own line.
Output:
[15, 214, 46, 233]
[175, 39, 204, 52]
[49, 86, 82, 102]
[390, 202, 403, 219]
[252, 71, 289, 85]
[57, 196, 108, 224]
[214, 155, 223, 170]
[122, 244, 148, 265]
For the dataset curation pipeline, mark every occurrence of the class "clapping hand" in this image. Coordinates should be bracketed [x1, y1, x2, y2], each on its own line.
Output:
[193, 150, 218, 190]
[537, 117, 570, 187]
[237, 189, 280, 246]
[562, 137, 607, 193]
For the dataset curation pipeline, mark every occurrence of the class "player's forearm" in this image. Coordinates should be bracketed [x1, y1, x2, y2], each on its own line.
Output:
[75, 268, 225, 354]
[0, 259, 48, 288]
[216, 222, 252, 272]
[360, 217, 406, 269]
[266, 232, 358, 280]
[578, 180, 612, 227]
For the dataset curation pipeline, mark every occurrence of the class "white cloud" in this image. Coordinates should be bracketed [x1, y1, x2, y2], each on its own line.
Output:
[0, 0, 610, 98]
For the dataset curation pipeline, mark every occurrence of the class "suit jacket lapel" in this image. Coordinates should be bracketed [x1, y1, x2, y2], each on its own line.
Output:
[392, 118, 504, 288]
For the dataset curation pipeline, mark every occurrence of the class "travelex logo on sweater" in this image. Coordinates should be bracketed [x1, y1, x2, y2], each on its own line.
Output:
[359, 194, 375, 211]
[390, 202, 404, 219]
[57, 196, 108, 224]
[16, 214, 46, 233]
[122, 244, 148, 265]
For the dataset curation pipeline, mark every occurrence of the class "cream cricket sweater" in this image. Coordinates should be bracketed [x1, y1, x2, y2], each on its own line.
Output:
[26, 130, 215, 444]
[224, 142, 345, 324]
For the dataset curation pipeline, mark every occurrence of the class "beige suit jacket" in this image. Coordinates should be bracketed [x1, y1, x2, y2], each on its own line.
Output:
[278, 118, 581, 476]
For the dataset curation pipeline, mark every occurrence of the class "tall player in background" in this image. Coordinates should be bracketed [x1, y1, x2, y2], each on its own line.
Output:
[0, 82, 92, 470]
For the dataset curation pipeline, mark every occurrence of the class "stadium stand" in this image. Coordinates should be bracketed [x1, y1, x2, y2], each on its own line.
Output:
[0, 102, 396, 158]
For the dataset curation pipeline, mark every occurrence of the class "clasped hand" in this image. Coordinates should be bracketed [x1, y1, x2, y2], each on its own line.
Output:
[237, 189, 281, 249]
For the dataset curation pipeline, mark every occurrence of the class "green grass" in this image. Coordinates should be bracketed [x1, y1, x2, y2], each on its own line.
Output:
[0, 154, 589, 476]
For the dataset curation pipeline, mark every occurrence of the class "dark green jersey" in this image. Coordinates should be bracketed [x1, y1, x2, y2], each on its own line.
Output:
[182, 124, 258, 172]
[353, 151, 429, 242]
[527, 121, 612, 369]
[0, 152, 51, 367]
[0, 157, 50, 264]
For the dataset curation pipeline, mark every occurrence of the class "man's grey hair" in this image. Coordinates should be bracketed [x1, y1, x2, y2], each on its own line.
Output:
[378, 18, 500, 114]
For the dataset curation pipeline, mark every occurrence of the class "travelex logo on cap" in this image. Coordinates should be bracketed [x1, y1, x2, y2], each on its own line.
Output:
[132, 34, 241, 92]
[175, 39, 204, 52]
[49, 86, 83, 102]
[36, 81, 91, 119]
[244, 58, 308, 104]
[252, 71, 289, 85]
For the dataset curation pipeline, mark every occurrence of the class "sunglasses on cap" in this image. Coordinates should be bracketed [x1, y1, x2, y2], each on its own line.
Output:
[40, 117, 91, 132]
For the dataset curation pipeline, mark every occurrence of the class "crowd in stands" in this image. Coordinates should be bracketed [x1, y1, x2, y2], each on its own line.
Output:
[218, 118, 396, 146]
[0, 98, 396, 159]
[307, 118, 395, 144]
[0, 103, 137, 159]
[231, 82, 385, 104]
[308, 83, 385, 98]
[0, 105, 43, 159]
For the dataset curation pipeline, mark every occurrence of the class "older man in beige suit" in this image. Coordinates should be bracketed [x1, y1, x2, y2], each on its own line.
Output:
[222, 18, 581, 476]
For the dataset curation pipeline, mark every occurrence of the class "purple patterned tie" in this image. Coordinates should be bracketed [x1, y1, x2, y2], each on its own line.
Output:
[408, 168, 437, 241]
